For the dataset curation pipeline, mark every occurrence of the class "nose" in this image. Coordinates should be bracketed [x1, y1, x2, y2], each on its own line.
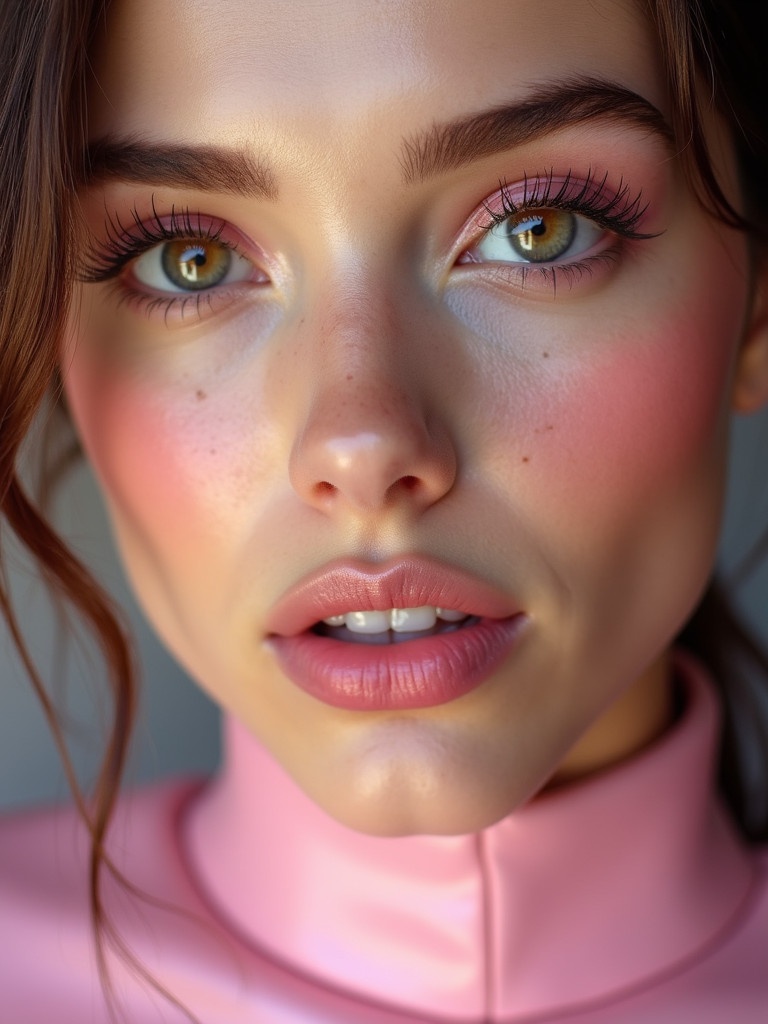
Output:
[288, 301, 457, 517]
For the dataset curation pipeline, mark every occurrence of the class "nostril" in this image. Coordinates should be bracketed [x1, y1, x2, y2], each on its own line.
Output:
[399, 475, 419, 492]
[313, 481, 336, 500]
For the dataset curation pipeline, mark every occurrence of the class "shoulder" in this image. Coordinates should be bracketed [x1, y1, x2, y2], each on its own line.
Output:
[695, 848, 768, 1002]
[0, 777, 196, 896]
[0, 779, 203, 1024]
[585, 848, 768, 1024]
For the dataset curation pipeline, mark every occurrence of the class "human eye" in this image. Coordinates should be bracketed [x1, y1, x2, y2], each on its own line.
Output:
[131, 235, 253, 293]
[79, 203, 270, 323]
[458, 169, 655, 294]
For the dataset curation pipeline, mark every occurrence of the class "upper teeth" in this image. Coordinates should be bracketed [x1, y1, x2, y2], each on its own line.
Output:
[322, 606, 467, 633]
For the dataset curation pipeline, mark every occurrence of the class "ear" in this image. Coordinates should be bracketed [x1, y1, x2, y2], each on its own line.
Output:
[732, 262, 768, 414]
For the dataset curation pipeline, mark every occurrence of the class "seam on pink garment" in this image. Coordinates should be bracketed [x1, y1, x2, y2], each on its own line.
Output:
[476, 828, 494, 1022]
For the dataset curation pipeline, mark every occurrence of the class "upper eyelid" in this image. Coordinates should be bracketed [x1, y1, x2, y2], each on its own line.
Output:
[79, 205, 252, 283]
[480, 171, 648, 229]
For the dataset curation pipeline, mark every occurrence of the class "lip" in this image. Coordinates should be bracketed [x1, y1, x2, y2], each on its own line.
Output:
[265, 556, 527, 710]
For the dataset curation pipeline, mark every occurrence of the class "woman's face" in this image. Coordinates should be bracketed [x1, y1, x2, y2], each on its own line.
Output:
[64, 0, 766, 835]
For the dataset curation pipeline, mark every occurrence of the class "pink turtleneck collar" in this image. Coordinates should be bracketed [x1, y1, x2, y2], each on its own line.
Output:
[181, 654, 755, 1021]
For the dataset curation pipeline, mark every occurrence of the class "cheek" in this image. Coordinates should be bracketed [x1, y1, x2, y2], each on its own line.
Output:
[60, 326, 283, 687]
[62, 319, 279, 557]
[525, 285, 745, 675]
[445, 233, 748, 671]
[543, 306, 735, 513]
[59, 313, 301, 674]
[453, 240, 746, 546]
[65, 371, 225, 554]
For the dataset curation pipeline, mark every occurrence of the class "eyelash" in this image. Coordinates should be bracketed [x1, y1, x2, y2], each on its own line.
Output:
[81, 201, 234, 283]
[482, 168, 650, 236]
[468, 167, 656, 290]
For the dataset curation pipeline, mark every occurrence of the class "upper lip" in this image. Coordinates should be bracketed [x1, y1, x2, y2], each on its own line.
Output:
[265, 555, 521, 637]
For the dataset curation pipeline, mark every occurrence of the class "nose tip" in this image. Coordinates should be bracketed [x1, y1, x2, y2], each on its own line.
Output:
[289, 402, 457, 516]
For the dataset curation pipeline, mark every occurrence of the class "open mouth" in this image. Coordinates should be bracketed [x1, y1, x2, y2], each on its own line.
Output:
[312, 606, 478, 644]
[265, 556, 526, 709]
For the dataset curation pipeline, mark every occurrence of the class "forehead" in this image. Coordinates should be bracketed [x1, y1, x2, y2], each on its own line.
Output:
[87, 0, 665, 144]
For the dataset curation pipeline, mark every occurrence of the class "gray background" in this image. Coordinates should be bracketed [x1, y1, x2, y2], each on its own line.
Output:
[1, 409, 766, 812]
[0, 446, 220, 811]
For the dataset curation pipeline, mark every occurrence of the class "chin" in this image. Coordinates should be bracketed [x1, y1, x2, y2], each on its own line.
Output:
[307, 749, 545, 838]
[325, 787, 531, 838]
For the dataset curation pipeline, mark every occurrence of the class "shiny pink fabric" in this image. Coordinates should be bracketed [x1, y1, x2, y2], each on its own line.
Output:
[2, 654, 768, 1022]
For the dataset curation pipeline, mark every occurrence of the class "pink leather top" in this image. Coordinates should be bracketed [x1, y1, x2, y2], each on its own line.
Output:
[1, 653, 767, 1022]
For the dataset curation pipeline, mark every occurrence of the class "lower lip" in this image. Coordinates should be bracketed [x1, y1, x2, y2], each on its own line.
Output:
[267, 615, 527, 710]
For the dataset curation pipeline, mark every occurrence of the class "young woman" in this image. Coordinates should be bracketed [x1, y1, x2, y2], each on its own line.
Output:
[1, 0, 768, 1020]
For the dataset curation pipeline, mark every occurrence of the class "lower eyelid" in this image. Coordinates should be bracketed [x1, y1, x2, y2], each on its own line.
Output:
[108, 279, 260, 327]
[90, 240, 272, 327]
[453, 246, 623, 298]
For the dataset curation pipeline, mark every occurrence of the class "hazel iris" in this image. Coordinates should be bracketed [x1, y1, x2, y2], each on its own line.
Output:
[501, 209, 576, 262]
[161, 239, 231, 290]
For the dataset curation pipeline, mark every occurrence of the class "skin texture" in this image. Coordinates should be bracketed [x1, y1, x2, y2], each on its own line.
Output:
[63, 0, 768, 836]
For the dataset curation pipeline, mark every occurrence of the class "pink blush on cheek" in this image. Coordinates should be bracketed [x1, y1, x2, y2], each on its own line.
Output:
[536, 221, 751, 502]
[64, 365, 227, 559]
[567, 329, 731, 486]
[109, 403, 191, 537]
[518, 300, 741, 605]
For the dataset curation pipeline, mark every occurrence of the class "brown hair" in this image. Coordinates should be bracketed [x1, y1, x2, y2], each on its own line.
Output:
[0, 0, 139, 1001]
[646, 0, 768, 838]
[1, 0, 767, 1012]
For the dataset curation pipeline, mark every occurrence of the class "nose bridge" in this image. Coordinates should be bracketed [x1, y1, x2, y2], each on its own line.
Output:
[319, 284, 402, 387]
[288, 276, 457, 516]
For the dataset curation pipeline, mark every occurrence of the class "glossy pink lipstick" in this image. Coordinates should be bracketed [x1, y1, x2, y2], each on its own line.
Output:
[265, 557, 526, 710]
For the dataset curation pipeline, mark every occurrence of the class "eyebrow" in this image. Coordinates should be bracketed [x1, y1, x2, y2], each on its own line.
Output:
[82, 137, 278, 200]
[81, 78, 672, 199]
[400, 77, 674, 184]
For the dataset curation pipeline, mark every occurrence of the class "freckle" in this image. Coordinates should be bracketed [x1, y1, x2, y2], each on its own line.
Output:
[346, 373, 354, 381]
[542, 351, 550, 358]
[196, 389, 207, 401]
[546, 424, 553, 431]
[522, 456, 530, 463]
